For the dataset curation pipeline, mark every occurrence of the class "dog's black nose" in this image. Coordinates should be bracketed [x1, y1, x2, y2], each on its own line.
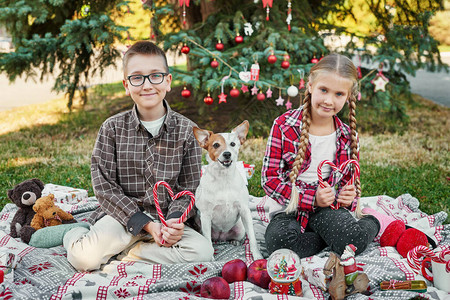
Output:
[223, 151, 231, 159]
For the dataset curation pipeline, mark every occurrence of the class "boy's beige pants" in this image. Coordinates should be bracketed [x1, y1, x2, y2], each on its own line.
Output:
[63, 215, 214, 271]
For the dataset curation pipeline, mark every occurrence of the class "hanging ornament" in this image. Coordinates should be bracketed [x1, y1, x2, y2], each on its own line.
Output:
[251, 63, 260, 81]
[230, 87, 240, 98]
[215, 41, 224, 51]
[281, 60, 290, 69]
[211, 58, 219, 68]
[204, 93, 213, 105]
[356, 53, 362, 79]
[268, 52, 277, 64]
[179, 0, 190, 26]
[266, 87, 273, 98]
[285, 98, 293, 110]
[181, 44, 190, 54]
[257, 91, 266, 101]
[275, 89, 285, 106]
[311, 56, 319, 64]
[371, 71, 389, 92]
[262, 0, 274, 21]
[287, 85, 299, 97]
[181, 86, 191, 98]
[235, 33, 244, 44]
[219, 75, 229, 103]
[241, 84, 249, 93]
[251, 83, 259, 95]
[80, 4, 90, 17]
[297, 69, 305, 90]
[244, 23, 254, 36]
[286, 0, 292, 31]
[239, 63, 251, 82]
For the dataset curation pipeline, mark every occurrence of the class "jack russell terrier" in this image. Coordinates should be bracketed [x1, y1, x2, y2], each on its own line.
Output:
[193, 120, 263, 260]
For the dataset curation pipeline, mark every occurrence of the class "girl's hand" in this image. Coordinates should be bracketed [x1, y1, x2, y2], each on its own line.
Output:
[160, 219, 184, 247]
[143, 221, 164, 245]
[315, 182, 336, 207]
[337, 184, 356, 207]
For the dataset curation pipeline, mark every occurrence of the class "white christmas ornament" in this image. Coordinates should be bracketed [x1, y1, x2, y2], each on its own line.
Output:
[244, 23, 254, 36]
[287, 85, 299, 97]
[239, 72, 251, 82]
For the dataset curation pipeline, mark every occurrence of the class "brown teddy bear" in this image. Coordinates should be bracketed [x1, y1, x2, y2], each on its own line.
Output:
[30, 194, 76, 230]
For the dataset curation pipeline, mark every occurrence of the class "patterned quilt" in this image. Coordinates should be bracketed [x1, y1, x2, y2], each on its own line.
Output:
[0, 194, 448, 300]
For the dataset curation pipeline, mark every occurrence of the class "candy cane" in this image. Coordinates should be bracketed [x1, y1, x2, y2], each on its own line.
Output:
[152, 181, 196, 244]
[407, 245, 436, 274]
[437, 248, 450, 272]
[317, 159, 360, 210]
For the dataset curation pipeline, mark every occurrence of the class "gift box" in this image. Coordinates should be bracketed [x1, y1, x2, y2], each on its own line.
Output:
[41, 184, 88, 204]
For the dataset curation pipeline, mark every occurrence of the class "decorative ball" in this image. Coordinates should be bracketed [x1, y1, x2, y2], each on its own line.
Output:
[287, 85, 299, 97]
[215, 42, 224, 51]
[235, 35, 244, 44]
[267, 249, 301, 283]
[311, 57, 319, 64]
[267, 54, 277, 64]
[211, 59, 219, 68]
[230, 88, 240, 98]
[257, 92, 266, 101]
[181, 45, 190, 54]
[204, 95, 213, 105]
[281, 60, 290, 69]
[181, 88, 191, 98]
[283, 54, 290, 61]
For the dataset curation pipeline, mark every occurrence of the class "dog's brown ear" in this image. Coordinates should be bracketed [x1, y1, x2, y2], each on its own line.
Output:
[193, 127, 212, 149]
[232, 120, 249, 145]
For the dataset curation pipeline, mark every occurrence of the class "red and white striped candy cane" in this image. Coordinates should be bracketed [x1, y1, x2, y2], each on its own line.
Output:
[317, 159, 360, 210]
[152, 181, 196, 244]
[437, 247, 450, 272]
[407, 245, 436, 274]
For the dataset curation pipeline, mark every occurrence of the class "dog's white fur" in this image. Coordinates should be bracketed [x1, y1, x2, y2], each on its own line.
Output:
[193, 120, 263, 260]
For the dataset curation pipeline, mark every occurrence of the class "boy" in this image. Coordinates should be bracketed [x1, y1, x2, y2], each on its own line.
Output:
[63, 41, 214, 271]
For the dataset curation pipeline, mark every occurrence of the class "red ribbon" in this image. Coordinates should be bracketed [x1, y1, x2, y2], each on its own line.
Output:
[179, 0, 190, 7]
[262, 0, 273, 7]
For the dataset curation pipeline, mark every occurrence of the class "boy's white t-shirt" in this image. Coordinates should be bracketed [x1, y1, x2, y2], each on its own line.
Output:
[297, 131, 337, 184]
[140, 115, 166, 137]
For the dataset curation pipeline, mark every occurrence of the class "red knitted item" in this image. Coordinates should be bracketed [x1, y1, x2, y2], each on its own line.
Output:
[396, 228, 429, 258]
[380, 220, 406, 247]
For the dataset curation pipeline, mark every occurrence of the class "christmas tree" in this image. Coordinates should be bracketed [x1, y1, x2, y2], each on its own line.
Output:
[148, 0, 445, 134]
[0, 0, 128, 110]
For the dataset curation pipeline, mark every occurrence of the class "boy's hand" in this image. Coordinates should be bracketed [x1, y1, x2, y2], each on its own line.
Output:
[315, 182, 336, 207]
[144, 220, 184, 247]
[337, 184, 356, 207]
[160, 219, 184, 247]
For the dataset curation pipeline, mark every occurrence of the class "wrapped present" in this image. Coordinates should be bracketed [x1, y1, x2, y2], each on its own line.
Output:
[300, 256, 329, 291]
[42, 184, 88, 204]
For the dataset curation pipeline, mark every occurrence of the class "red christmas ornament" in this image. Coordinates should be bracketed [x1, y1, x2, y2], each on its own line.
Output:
[181, 87, 191, 98]
[230, 87, 240, 98]
[204, 94, 213, 105]
[215, 42, 224, 51]
[281, 60, 290, 69]
[235, 34, 243, 44]
[257, 92, 266, 101]
[283, 54, 290, 61]
[311, 57, 319, 64]
[211, 59, 219, 68]
[268, 54, 277, 64]
[181, 45, 190, 54]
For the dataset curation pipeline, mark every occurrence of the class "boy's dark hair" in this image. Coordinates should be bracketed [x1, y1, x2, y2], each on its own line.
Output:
[122, 41, 169, 75]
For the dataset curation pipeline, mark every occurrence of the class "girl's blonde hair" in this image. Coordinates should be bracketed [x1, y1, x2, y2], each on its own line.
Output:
[285, 53, 362, 217]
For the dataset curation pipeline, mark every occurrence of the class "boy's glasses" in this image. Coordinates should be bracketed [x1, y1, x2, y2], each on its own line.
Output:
[127, 73, 168, 86]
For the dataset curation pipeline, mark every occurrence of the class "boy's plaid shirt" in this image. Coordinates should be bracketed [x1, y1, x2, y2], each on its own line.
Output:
[261, 107, 359, 232]
[88, 100, 202, 235]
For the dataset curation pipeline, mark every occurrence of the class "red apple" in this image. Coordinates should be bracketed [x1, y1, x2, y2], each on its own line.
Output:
[222, 259, 247, 283]
[247, 259, 271, 289]
[200, 276, 231, 299]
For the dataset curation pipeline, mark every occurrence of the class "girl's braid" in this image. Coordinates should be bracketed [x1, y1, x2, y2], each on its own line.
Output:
[285, 92, 312, 213]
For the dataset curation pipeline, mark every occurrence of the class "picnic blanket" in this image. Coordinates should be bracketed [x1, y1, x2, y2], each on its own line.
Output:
[0, 193, 449, 300]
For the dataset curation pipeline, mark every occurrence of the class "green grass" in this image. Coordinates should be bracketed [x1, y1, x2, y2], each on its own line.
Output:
[0, 84, 448, 224]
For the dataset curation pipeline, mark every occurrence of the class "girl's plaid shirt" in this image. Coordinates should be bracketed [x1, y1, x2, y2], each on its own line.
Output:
[261, 107, 359, 232]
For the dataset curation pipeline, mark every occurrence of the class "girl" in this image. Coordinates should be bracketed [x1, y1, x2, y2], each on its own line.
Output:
[262, 53, 383, 258]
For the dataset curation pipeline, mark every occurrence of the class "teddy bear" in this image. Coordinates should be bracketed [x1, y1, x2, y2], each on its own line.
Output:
[30, 194, 77, 230]
[8, 178, 45, 244]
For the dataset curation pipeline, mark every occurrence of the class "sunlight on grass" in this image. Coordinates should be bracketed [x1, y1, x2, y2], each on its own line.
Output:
[5, 157, 51, 167]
